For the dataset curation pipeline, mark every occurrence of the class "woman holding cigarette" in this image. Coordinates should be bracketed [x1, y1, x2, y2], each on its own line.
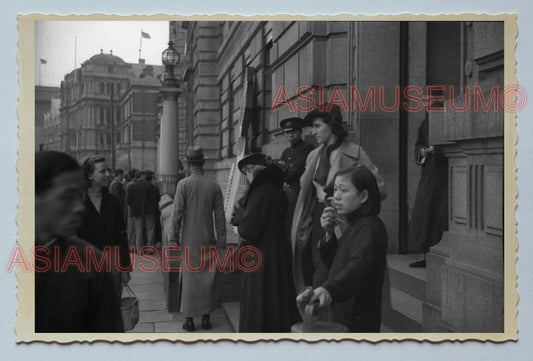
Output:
[291, 103, 386, 293]
[296, 165, 388, 332]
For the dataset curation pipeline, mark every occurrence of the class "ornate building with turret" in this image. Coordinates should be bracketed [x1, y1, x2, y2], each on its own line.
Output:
[58, 50, 163, 170]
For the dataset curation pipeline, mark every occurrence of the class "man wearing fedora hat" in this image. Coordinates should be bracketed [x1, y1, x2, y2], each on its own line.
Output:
[171, 146, 226, 331]
[279, 117, 315, 195]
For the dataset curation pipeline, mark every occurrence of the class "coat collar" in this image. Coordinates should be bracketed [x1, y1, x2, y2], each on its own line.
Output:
[313, 140, 361, 184]
[244, 165, 285, 205]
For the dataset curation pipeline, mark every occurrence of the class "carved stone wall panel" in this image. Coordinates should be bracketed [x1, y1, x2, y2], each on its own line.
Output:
[441, 262, 504, 332]
[483, 164, 504, 236]
[451, 165, 468, 225]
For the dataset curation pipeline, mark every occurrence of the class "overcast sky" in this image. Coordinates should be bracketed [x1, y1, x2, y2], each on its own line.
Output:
[35, 21, 170, 87]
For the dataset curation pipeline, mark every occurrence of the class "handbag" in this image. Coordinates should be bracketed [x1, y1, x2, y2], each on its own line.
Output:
[120, 284, 139, 331]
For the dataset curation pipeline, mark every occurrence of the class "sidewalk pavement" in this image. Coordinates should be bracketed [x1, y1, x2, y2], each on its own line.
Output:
[125, 251, 232, 333]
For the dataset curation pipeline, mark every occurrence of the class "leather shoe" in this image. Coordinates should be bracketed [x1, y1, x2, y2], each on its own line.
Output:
[409, 259, 426, 268]
[182, 318, 195, 332]
[201, 315, 211, 330]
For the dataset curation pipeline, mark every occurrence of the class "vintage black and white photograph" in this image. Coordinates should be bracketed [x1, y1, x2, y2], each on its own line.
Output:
[17, 15, 517, 342]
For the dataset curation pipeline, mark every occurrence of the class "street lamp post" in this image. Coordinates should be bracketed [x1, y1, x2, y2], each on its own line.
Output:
[110, 84, 116, 170]
[158, 41, 182, 312]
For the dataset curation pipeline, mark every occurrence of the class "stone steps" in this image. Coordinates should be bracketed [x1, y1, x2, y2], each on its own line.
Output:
[382, 254, 427, 332]
[222, 301, 240, 332]
[387, 254, 426, 299]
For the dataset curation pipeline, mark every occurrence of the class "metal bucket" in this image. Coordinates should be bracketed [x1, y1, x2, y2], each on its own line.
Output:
[291, 304, 348, 333]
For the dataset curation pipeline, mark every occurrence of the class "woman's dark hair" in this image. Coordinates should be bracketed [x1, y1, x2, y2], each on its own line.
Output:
[307, 104, 349, 139]
[35, 151, 81, 195]
[321, 114, 349, 139]
[80, 155, 106, 188]
[325, 164, 381, 217]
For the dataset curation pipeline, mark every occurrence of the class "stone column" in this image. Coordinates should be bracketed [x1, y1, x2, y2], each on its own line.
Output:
[158, 80, 182, 313]
[158, 82, 181, 199]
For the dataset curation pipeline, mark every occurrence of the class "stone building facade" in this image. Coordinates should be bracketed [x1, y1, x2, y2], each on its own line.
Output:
[169, 20, 505, 332]
[58, 51, 163, 171]
[35, 85, 60, 151]
[118, 64, 163, 171]
[41, 96, 61, 151]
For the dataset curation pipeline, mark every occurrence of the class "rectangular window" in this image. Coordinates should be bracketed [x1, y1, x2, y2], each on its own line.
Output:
[100, 82, 105, 94]
[142, 93, 158, 114]
[142, 119, 156, 141]
[132, 93, 143, 113]
[98, 107, 103, 125]
[132, 93, 158, 114]
[132, 122, 143, 141]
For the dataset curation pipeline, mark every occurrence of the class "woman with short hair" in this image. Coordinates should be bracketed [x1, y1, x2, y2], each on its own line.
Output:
[78, 155, 132, 299]
[297, 165, 388, 332]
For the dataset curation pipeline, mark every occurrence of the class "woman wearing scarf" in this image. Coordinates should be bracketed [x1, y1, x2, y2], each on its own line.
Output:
[291, 103, 386, 293]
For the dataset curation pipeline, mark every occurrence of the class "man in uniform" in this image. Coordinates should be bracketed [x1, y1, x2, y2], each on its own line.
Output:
[279, 117, 315, 195]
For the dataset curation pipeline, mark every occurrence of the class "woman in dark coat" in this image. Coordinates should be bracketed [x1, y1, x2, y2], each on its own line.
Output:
[77, 156, 132, 299]
[297, 165, 388, 332]
[236, 153, 300, 332]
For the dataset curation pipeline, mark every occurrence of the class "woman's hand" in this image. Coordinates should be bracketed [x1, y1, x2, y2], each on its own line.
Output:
[320, 206, 337, 235]
[310, 287, 332, 308]
[296, 286, 314, 305]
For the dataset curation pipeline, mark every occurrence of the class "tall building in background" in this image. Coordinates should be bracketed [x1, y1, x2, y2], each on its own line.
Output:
[35, 85, 60, 151]
[120, 63, 162, 171]
[42, 96, 61, 151]
[57, 50, 163, 170]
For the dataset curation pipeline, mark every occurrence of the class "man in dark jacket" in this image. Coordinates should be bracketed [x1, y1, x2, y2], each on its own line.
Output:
[35, 151, 124, 332]
[109, 168, 126, 212]
[126, 171, 158, 252]
[235, 152, 300, 332]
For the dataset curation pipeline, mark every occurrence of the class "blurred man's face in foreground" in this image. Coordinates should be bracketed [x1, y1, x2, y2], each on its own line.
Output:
[35, 170, 85, 245]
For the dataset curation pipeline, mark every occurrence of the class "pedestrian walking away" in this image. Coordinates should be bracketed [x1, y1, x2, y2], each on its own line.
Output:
[171, 146, 227, 332]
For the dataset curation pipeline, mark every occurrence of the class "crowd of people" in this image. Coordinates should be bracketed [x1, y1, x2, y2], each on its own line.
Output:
[34, 101, 446, 333]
